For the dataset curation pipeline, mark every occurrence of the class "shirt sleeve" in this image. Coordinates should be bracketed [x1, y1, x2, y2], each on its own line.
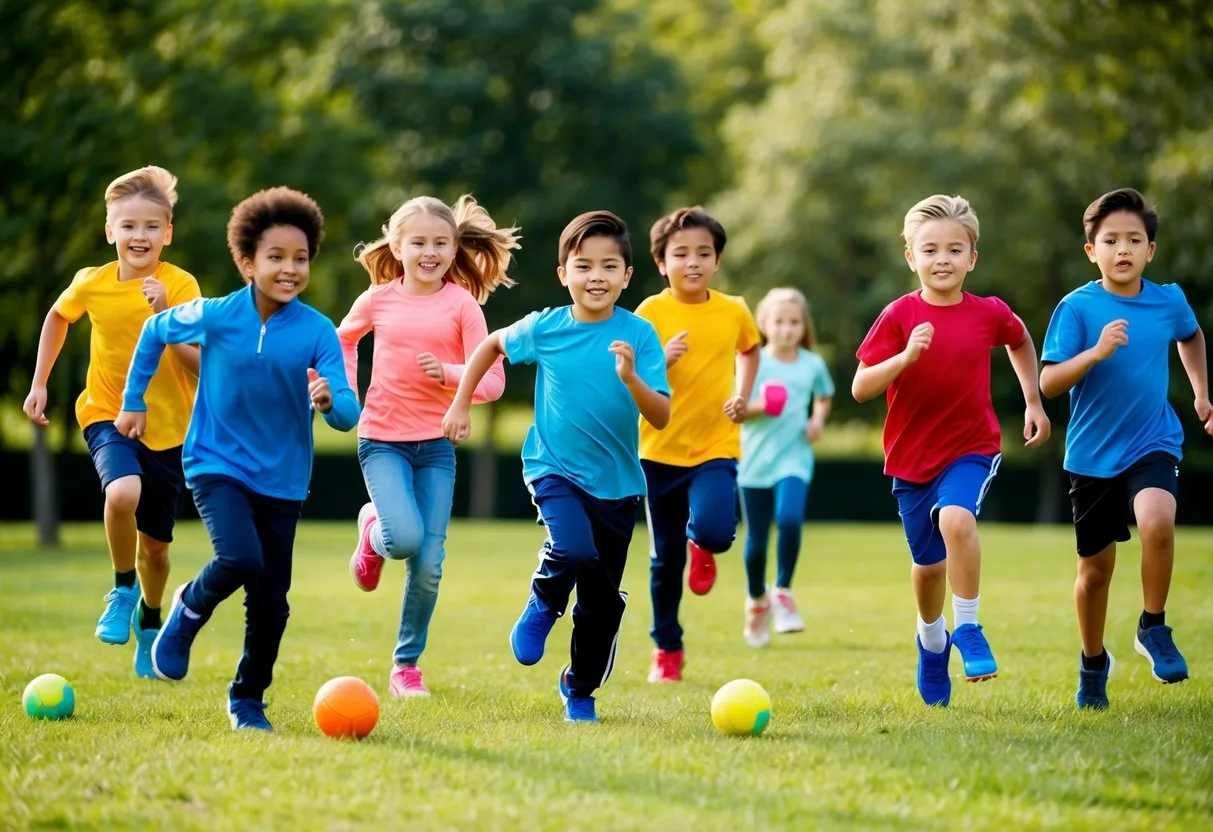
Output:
[443, 297, 505, 403]
[1169, 284, 1200, 341]
[736, 299, 761, 353]
[855, 303, 905, 366]
[336, 289, 375, 398]
[313, 321, 361, 432]
[501, 310, 542, 366]
[122, 298, 210, 411]
[168, 274, 203, 306]
[1041, 301, 1083, 364]
[52, 269, 91, 323]
[991, 297, 1027, 347]
[635, 319, 670, 398]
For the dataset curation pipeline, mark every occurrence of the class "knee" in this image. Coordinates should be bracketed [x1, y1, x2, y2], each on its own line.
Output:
[692, 517, 737, 554]
[379, 516, 423, 561]
[105, 477, 141, 515]
[139, 538, 170, 569]
[937, 507, 977, 544]
[1137, 516, 1174, 550]
[1077, 556, 1114, 590]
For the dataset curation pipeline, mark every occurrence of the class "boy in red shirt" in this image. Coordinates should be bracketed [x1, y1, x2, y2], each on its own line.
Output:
[853, 194, 1051, 707]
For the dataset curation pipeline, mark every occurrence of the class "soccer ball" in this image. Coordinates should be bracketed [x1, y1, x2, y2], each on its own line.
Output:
[313, 676, 379, 739]
[710, 679, 771, 737]
[23, 673, 75, 720]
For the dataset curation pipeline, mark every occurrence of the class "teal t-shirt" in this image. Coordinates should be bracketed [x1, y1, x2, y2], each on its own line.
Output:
[739, 347, 835, 489]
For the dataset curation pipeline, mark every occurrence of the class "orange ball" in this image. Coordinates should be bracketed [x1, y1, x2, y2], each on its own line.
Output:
[313, 676, 379, 739]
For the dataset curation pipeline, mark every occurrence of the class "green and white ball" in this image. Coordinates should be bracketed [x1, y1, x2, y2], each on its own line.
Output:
[23, 673, 75, 720]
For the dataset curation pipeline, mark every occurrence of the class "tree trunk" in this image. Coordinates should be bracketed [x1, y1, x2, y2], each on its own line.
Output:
[31, 427, 60, 548]
[469, 402, 499, 519]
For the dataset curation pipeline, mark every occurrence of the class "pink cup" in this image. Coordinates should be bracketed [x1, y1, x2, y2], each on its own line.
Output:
[761, 381, 788, 416]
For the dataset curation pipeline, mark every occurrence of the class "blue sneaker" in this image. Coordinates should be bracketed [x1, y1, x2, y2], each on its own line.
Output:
[131, 605, 158, 680]
[558, 666, 599, 723]
[1076, 651, 1115, 710]
[151, 584, 205, 682]
[1134, 625, 1189, 684]
[952, 622, 999, 682]
[228, 692, 273, 731]
[916, 633, 952, 707]
[96, 585, 139, 645]
[510, 594, 559, 666]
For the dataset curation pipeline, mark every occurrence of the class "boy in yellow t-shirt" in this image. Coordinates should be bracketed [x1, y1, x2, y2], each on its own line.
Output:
[24, 166, 200, 679]
[636, 206, 761, 683]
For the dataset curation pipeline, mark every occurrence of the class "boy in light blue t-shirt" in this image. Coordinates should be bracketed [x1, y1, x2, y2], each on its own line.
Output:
[1041, 187, 1211, 711]
[443, 210, 669, 723]
[738, 288, 834, 647]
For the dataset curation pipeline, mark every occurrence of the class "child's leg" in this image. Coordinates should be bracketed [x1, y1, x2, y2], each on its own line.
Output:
[230, 491, 302, 704]
[893, 478, 948, 634]
[103, 476, 141, 576]
[642, 461, 691, 653]
[136, 534, 170, 620]
[184, 477, 269, 617]
[132, 443, 186, 620]
[393, 440, 456, 669]
[1068, 468, 1129, 667]
[1135, 488, 1176, 619]
[1075, 543, 1116, 658]
[686, 459, 739, 554]
[772, 477, 809, 589]
[740, 486, 775, 599]
[359, 440, 425, 560]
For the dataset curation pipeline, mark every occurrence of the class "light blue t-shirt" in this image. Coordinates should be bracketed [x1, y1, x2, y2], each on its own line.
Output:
[502, 306, 669, 500]
[1042, 279, 1199, 478]
[738, 347, 835, 489]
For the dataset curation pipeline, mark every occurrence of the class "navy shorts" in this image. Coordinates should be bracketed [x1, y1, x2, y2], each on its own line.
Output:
[83, 421, 185, 544]
[1068, 451, 1179, 557]
[892, 453, 1001, 566]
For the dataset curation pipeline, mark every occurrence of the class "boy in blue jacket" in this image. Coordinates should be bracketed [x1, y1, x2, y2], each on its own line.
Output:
[116, 187, 360, 730]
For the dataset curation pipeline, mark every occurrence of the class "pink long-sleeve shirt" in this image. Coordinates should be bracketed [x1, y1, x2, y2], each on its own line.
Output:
[337, 280, 505, 442]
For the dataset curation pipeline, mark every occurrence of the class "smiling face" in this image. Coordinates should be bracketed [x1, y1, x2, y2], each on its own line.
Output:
[241, 224, 311, 311]
[558, 234, 633, 321]
[391, 211, 456, 294]
[106, 196, 172, 278]
[658, 226, 719, 303]
[1085, 210, 1154, 294]
[904, 218, 978, 303]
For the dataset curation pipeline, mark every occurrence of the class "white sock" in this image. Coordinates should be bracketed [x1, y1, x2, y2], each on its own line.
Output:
[917, 615, 948, 653]
[369, 521, 389, 558]
[953, 595, 980, 627]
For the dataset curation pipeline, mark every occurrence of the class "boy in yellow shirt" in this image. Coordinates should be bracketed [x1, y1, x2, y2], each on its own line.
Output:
[24, 166, 200, 678]
[637, 206, 761, 682]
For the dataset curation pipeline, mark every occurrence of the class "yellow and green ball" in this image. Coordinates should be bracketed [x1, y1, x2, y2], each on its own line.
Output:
[23, 673, 75, 720]
[711, 678, 771, 736]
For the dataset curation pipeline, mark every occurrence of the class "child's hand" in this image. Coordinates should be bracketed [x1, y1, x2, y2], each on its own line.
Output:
[724, 395, 748, 423]
[417, 352, 444, 383]
[442, 404, 472, 444]
[1023, 402, 1051, 448]
[1093, 319, 1128, 361]
[142, 277, 168, 313]
[308, 368, 332, 414]
[1197, 398, 1213, 437]
[23, 384, 49, 426]
[806, 418, 824, 443]
[902, 322, 934, 366]
[664, 330, 689, 368]
[115, 410, 146, 439]
[609, 340, 636, 383]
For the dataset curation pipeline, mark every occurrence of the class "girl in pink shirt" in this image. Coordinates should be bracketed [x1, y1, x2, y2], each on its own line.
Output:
[339, 194, 519, 697]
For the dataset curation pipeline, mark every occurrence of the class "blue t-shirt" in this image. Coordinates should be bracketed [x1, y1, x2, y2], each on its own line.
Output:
[123, 286, 361, 500]
[502, 306, 669, 500]
[739, 348, 835, 488]
[1042, 279, 1199, 477]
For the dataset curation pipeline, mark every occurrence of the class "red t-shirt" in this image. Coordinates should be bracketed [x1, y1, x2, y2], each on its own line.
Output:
[856, 291, 1025, 483]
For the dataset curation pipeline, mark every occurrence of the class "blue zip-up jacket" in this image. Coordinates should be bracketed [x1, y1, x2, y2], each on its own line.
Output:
[122, 285, 360, 500]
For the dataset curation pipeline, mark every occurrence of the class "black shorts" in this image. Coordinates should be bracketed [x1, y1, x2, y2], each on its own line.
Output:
[83, 421, 185, 543]
[1068, 451, 1179, 557]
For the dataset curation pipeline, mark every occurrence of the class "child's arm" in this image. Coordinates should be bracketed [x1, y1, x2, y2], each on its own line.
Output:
[1006, 333, 1051, 447]
[724, 345, 762, 423]
[852, 322, 933, 402]
[610, 340, 671, 429]
[433, 304, 505, 404]
[23, 309, 71, 426]
[116, 300, 209, 439]
[336, 290, 374, 400]
[143, 277, 200, 375]
[311, 326, 362, 431]
[1177, 326, 1213, 436]
[442, 330, 508, 443]
[1039, 319, 1127, 398]
[807, 396, 832, 442]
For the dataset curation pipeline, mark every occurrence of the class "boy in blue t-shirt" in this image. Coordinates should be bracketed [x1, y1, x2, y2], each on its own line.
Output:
[1041, 187, 1211, 710]
[443, 210, 670, 722]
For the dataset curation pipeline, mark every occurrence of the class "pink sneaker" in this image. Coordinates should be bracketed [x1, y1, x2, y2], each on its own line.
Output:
[687, 540, 717, 596]
[647, 648, 685, 683]
[350, 503, 384, 592]
[389, 665, 430, 698]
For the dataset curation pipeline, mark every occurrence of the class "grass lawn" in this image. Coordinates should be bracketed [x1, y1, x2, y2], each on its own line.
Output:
[1, 521, 1211, 831]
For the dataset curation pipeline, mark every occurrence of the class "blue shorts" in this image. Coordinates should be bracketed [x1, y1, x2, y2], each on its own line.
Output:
[83, 421, 185, 543]
[892, 453, 1001, 566]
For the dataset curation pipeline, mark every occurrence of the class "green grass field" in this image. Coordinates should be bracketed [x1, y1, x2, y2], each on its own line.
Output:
[2, 521, 1211, 831]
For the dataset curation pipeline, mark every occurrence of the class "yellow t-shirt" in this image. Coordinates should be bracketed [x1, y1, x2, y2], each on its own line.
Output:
[54, 261, 200, 451]
[635, 288, 760, 466]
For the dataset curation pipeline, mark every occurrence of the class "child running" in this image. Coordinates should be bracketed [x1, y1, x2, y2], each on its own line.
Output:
[341, 194, 518, 698]
[738, 287, 834, 647]
[115, 187, 360, 730]
[853, 194, 1050, 707]
[24, 166, 200, 678]
[442, 210, 669, 722]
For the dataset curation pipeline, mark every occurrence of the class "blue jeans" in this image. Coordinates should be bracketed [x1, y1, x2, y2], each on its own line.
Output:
[741, 477, 809, 599]
[358, 438, 456, 666]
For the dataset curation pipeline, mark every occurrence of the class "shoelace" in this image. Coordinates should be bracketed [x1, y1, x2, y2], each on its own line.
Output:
[1148, 630, 1181, 663]
[953, 627, 985, 656]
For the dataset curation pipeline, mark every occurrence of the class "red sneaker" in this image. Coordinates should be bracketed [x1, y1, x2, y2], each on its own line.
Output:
[648, 648, 685, 683]
[350, 503, 384, 592]
[687, 540, 717, 596]
[389, 665, 430, 698]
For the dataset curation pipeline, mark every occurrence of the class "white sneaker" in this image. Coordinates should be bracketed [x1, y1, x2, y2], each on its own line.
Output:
[771, 588, 805, 634]
[743, 595, 772, 648]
